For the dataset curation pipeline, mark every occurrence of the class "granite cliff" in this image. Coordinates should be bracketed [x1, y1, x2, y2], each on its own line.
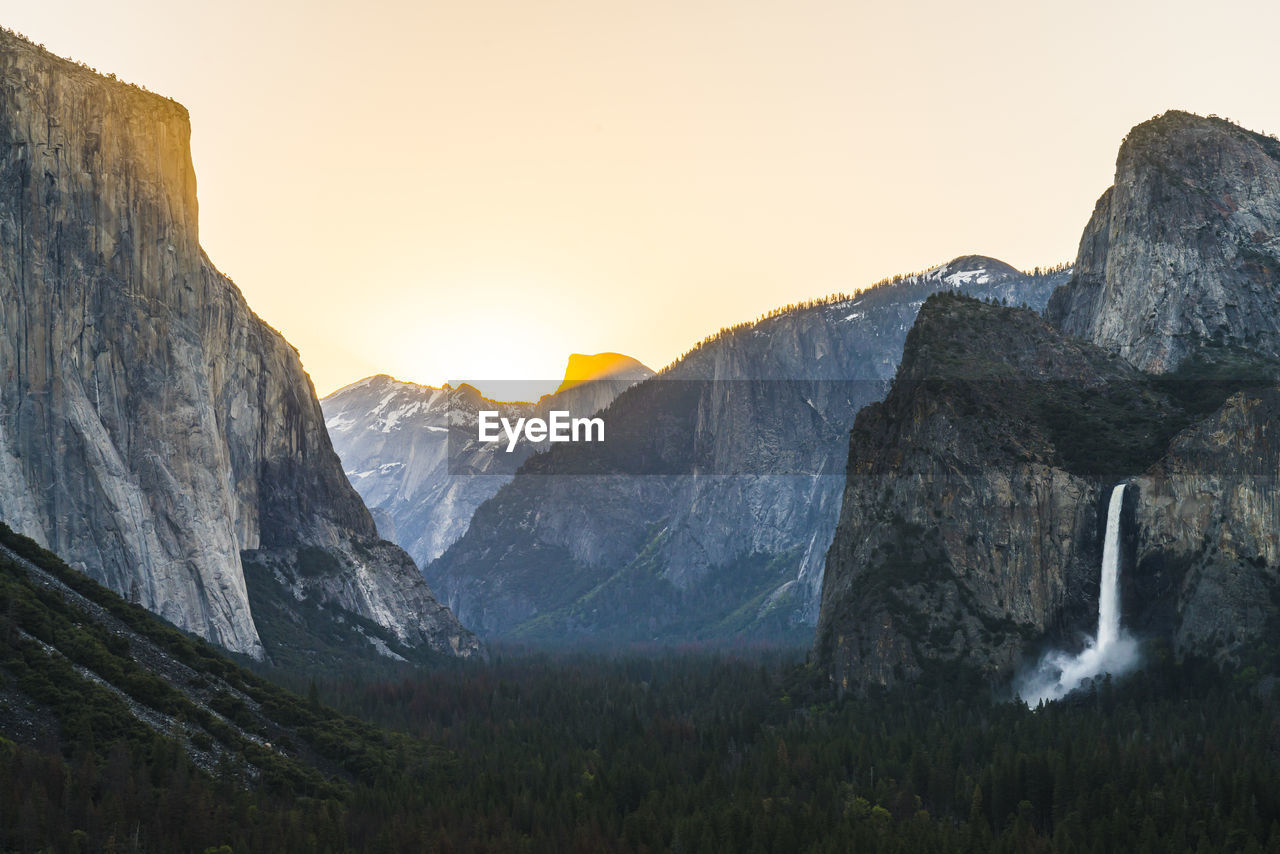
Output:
[1047, 111, 1280, 372]
[0, 31, 477, 660]
[819, 112, 1280, 694]
[1045, 114, 1280, 669]
[1129, 378, 1280, 662]
[814, 294, 1194, 692]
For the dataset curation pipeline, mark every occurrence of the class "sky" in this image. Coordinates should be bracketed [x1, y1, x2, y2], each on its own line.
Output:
[7, 0, 1280, 396]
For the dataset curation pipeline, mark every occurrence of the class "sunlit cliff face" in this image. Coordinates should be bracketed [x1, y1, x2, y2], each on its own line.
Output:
[556, 353, 652, 392]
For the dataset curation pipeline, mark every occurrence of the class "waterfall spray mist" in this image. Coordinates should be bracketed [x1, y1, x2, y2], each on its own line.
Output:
[1017, 483, 1139, 706]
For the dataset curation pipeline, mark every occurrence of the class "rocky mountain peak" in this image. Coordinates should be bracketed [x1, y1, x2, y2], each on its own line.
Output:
[931, 255, 1022, 284]
[321, 356, 655, 573]
[1047, 111, 1280, 372]
[556, 352, 653, 392]
[1117, 109, 1280, 165]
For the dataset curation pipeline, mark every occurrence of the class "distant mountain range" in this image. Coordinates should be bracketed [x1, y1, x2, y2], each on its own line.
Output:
[328, 259, 1069, 645]
[329, 112, 1280, 675]
[322, 354, 655, 568]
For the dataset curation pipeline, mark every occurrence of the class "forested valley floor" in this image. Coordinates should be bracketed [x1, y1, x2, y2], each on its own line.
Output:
[5, 625, 1280, 853]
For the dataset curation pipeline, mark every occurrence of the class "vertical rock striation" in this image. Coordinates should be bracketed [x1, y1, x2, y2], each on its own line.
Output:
[1047, 111, 1280, 373]
[814, 294, 1176, 693]
[1131, 389, 1280, 661]
[818, 112, 1280, 695]
[0, 31, 477, 659]
[1047, 111, 1280, 665]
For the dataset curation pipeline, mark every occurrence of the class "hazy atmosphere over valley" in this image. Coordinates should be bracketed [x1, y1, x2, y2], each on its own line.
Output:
[2, 3, 1279, 852]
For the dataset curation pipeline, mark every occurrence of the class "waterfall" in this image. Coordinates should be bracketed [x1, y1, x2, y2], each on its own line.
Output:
[1017, 483, 1139, 706]
[1095, 484, 1125, 652]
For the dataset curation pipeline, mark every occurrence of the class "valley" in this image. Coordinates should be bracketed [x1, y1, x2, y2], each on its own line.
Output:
[0, 18, 1278, 854]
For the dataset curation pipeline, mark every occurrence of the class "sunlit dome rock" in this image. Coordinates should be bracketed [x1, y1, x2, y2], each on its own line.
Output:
[556, 352, 654, 393]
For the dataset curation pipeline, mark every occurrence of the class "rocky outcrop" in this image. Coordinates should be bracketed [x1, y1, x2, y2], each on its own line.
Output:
[420, 260, 1068, 644]
[819, 112, 1280, 695]
[552, 352, 655, 416]
[0, 31, 477, 659]
[813, 293, 1188, 693]
[1131, 388, 1280, 660]
[1047, 111, 1280, 372]
[1045, 111, 1280, 665]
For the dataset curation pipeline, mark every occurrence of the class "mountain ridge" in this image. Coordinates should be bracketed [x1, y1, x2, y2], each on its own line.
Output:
[418, 257, 1069, 644]
[322, 354, 654, 568]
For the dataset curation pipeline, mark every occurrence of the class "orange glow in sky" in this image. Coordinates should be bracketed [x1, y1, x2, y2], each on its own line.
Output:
[9, 1, 1280, 395]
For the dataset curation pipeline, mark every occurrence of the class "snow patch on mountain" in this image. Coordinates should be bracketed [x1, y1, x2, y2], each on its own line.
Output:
[321, 358, 654, 570]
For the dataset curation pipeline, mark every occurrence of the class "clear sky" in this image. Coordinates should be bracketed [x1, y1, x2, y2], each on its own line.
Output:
[8, 1, 1280, 395]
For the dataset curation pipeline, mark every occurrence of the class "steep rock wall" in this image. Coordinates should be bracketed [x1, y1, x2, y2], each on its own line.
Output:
[1047, 111, 1280, 373]
[0, 32, 477, 659]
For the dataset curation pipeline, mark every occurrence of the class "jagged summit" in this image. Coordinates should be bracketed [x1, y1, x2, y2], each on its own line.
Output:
[327, 352, 653, 407]
[1047, 110, 1280, 372]
[326, 374, 401, 398]
[1118, 110, 1280, 158]
[852, 255, 1025, 298]
[322, 357, 653, 571]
